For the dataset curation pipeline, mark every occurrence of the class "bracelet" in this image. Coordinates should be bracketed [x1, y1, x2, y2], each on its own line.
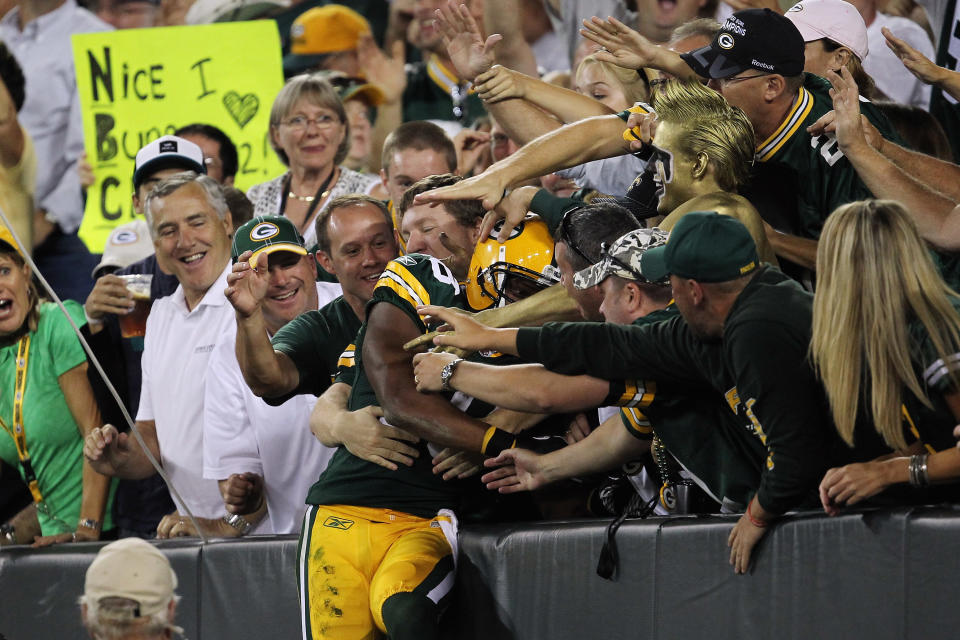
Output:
[909, 453, 930, 487]
[78, 518, 102, 531]
[71, 531, 78, 542]
[746, 501, 767, 528]
[480, 425, 516, 457]
[223, 512, 253, 536]
[440, 357, 464, 392]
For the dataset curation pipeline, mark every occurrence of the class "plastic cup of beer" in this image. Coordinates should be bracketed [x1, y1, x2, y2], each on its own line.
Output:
[117, 274, 152, 339]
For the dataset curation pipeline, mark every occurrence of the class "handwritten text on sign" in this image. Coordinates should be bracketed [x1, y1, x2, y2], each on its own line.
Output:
[72, 22, 286, 253]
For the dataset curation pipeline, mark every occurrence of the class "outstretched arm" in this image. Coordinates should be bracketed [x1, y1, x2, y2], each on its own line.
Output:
[481, 412, 651, 492]
[580, 16, 697, 80]
[823, 68, 960, 250]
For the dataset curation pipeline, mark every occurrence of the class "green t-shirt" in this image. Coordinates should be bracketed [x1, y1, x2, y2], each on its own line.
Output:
[306, 253, 473, 517]
[269, 296, 362, 405]
[0, 301, 116, 535]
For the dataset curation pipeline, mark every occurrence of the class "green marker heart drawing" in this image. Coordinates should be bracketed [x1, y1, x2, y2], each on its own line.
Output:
[223, 91, 259, 129]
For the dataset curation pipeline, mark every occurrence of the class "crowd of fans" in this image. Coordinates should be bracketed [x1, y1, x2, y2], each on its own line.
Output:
[3, 0, 960, 637]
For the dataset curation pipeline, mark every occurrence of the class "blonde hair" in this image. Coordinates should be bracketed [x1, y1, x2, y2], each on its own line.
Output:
[576, 54, 650, 107]
[652, 80, 755, 192]
[812, 199, 960, 450]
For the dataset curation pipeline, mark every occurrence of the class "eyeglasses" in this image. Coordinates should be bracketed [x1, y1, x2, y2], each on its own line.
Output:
[715, 73, 768, 87]
[281, 114, 341, 132]
[558, 209, 597, 265]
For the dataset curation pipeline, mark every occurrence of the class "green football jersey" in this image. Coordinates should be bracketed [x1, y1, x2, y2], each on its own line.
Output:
[403, 56, 486, 126]
[268, 296, 362, 405]
[306, 254, 472, 517]
[744, 74, 902, 240]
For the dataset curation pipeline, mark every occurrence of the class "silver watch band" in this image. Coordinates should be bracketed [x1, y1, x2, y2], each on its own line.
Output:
[222, 513, 253, 536]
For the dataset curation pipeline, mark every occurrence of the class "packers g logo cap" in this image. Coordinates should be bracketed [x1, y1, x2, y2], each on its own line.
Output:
[640, 211, 758, 283]
[231, 215, 308, 267]
[679, 8, 805, 79]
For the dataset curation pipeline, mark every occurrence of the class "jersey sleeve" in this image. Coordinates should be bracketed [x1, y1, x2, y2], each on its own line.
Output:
[914, 308, 960, 395]
[332, 342, 357, 385]
[369, 254, 463, 331]
[516, 315, 713, 388]
[620, 407, 654, 441]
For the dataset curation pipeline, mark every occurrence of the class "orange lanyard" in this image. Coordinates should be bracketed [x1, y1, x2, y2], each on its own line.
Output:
[0, 334, 42, 503]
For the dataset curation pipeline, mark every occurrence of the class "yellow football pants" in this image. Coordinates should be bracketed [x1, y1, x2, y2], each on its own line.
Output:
[297, 504, 456, 640]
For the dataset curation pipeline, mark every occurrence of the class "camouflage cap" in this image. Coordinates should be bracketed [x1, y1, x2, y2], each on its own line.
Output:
[574, 228, 670, 290]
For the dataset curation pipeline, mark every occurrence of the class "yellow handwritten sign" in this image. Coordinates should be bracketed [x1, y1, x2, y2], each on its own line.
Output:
[72, 21, 287, 253]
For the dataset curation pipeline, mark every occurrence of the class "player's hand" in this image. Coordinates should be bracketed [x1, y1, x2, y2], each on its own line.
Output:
[412, 351, 460, 392]
[436, 0, 501, 82]
[84, 274, 135, 322]
[325, 405, 421, 471]
[413, 170, 510, 212]
[727, 509, 768, 574]
[77, 151, 96, 190]
[482, 185, 539, 243]
[580, 16, 660, 71]
[83, 424, 130, 476]
[818, 461, 893, 516]
[474, 64, 527, 103]
[417, 304, 503, 352]
[481, 448, 546, 492]
[156, 511, 200, 539]
[565, 413, 592, 445]
[432, 447, 483, 480]
[225, 250, 270, 318]
[883, 26, 944, 86]
[357, 33, 407, 104]
[219, 472, 264, 515]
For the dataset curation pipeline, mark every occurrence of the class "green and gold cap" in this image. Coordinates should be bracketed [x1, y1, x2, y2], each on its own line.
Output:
[232, 215, 308, 268]
[640, 211, 758, 283]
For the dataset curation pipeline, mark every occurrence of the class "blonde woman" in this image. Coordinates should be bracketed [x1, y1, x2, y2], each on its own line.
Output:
[814, 199, 960, 515]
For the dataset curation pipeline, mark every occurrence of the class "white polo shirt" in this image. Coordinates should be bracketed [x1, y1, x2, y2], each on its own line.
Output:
[201, 282, 342, 534]
[137, 264, 234, 519]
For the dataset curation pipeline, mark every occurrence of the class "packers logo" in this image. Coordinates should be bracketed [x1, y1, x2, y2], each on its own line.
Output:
[489, 219, 524, 240]
[718, 33, 735, 50]
[323, 517, 354, 530]
[787, 3, 803, 11]
[250, 222, 279, 241]
[111, 230, 139, 245]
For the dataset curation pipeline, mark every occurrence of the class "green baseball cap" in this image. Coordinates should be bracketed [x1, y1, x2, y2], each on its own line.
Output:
[640, 211, 758, 283]
[232, 215, 308, 268]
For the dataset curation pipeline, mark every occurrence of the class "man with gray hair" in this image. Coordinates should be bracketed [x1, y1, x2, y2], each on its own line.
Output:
[84, 171, 251, 539]
[81, 538, 182, 639]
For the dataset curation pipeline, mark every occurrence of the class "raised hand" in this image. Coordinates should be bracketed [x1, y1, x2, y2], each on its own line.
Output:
[480, 185, 538, 243]
[435, 0, 502, 82]
[825, 68, 869, 153]
[883, 26, 943, 86]
[416, 304, 501, 352]
[580, 16, 660, 71]
[224, 249, 270, 318]
[412, 351, 460, 392]
[357, 33, 407, 104]
[413, 171, 509, 212]
[454, 128, 492, 176]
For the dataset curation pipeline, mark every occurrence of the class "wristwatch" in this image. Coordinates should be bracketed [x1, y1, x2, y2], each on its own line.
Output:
[440, 358, 464, 392]
[78, 518, 102, 531]
[222, 513, 253, 536]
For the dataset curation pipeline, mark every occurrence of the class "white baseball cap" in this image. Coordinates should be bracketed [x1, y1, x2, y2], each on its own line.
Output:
[84, 538, 177, 618]
[92, 219, 155, 278]
[785, 0, 869, 61]
[133, 135, 206, 190]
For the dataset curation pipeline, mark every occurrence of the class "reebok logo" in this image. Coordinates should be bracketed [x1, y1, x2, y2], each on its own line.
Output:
[323, 517, 354, 530]
[752, 60, 774, 71]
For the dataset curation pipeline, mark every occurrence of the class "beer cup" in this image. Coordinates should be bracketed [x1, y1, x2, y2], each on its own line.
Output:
[117, 274, 152, 338]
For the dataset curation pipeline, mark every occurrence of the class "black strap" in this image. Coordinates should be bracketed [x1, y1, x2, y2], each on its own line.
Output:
[278, 169, 336, 232]
[596, 493, 658, 581]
